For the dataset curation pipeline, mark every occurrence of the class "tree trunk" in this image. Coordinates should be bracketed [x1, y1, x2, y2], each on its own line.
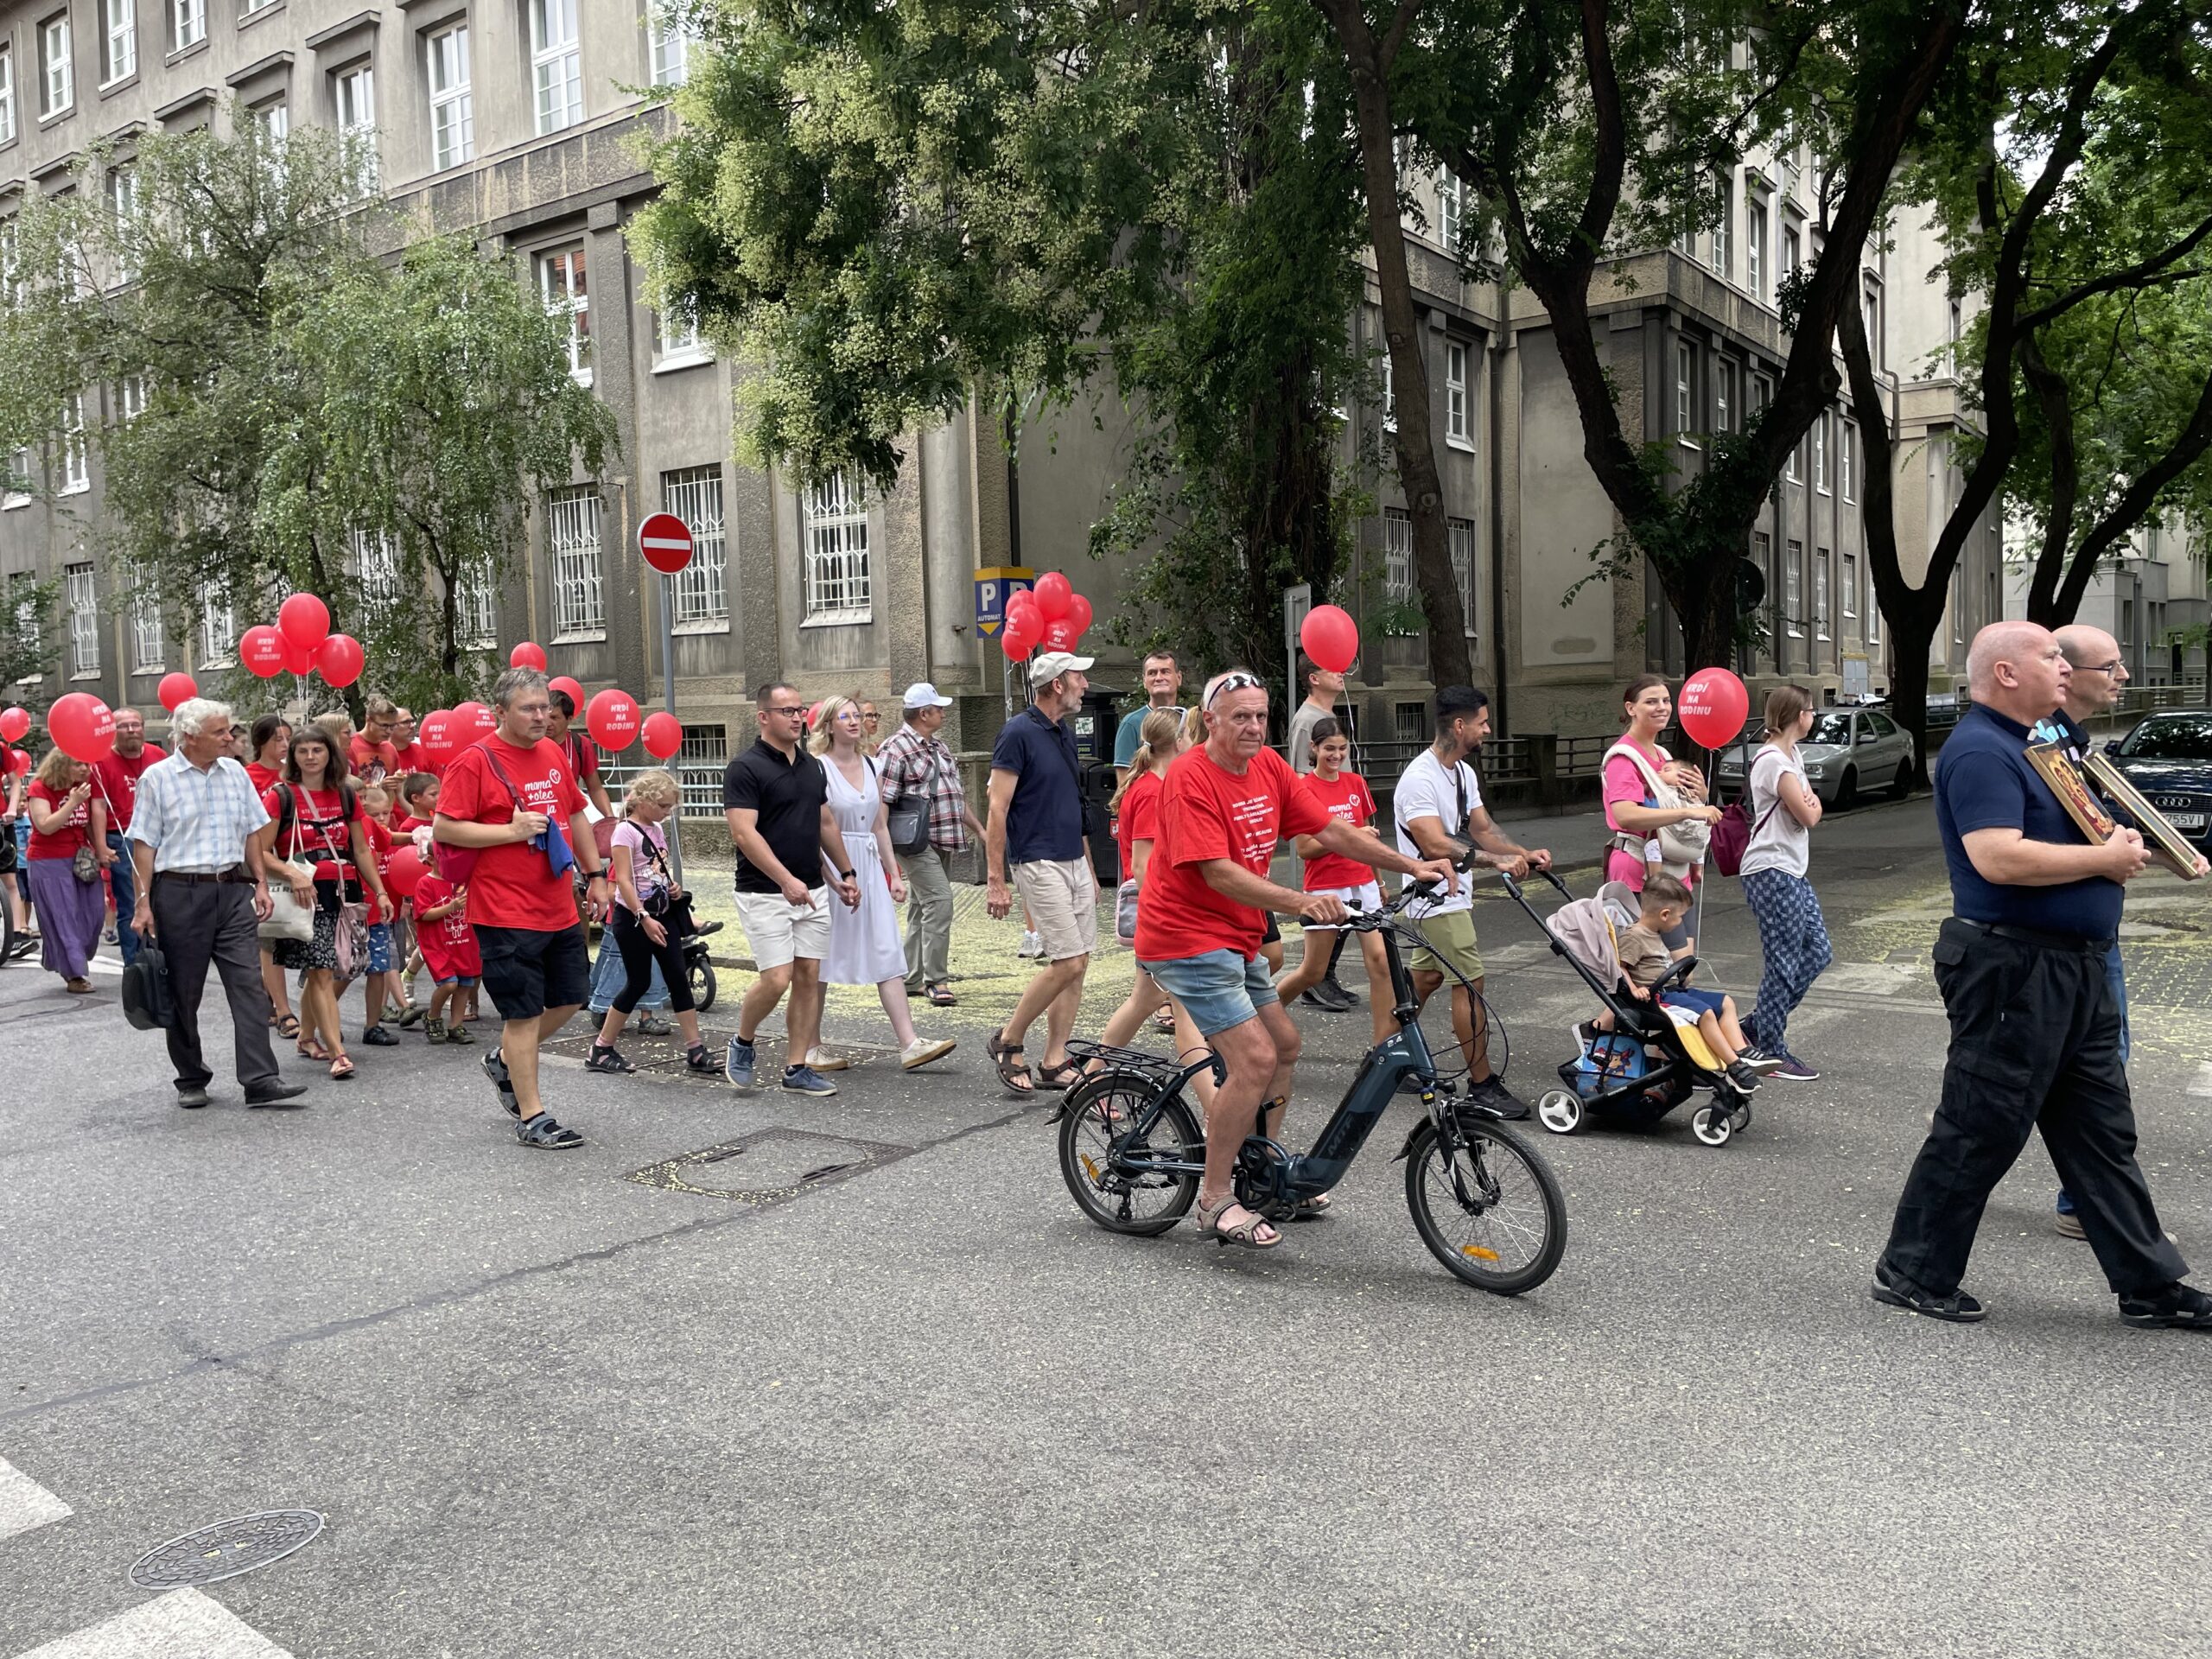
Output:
[1886, 620, 1938, 790]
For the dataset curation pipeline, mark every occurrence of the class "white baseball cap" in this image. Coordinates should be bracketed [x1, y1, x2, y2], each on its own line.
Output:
[1027, 651, 1095, 687]
[901, 681, 955, 709]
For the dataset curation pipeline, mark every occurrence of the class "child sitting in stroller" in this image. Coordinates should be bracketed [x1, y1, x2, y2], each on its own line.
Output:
[1586, 874, 1780, 1097]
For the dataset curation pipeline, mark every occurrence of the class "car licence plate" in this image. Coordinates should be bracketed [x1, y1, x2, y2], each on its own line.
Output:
[2169, 813, 2205, 831]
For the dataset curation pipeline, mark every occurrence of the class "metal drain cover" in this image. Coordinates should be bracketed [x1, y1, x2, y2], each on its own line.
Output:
[129, 1510, 324, 1588]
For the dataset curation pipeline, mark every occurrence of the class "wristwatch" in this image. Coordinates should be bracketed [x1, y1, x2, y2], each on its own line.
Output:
[836, 868, 855, 881]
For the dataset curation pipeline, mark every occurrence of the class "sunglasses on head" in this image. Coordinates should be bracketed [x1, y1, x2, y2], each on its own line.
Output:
[1205, 672, 1263, 709]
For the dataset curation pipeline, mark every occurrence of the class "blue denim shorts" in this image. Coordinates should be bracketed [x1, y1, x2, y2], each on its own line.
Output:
[1138, 949, 1278, 1038]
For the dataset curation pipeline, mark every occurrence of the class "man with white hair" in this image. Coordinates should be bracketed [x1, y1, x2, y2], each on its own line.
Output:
[126, 698, 307, 1109]
[1872, 620, 2208, 1329]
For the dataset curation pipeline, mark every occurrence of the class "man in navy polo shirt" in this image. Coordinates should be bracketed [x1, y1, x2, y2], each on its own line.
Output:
[1872, 621, 2209, 1330]
[985, 651, 1095, 1095]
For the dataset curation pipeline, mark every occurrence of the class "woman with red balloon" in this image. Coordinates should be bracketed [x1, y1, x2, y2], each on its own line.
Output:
[1603, 675, 1726, 959]
[23, 745, 111, 992]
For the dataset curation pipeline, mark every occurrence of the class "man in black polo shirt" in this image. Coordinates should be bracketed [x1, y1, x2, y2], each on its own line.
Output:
[1873, 620, 2209, 1330]
[985, 651, 1095, 1095]
[721, 682, 861, 1096]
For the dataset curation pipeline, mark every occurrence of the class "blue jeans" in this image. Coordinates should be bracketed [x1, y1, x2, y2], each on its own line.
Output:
[106, 830, 141, 968]
[1138, 949, 1277, 1038]
[588, 925, 667, 1014]
[2056, 942, 2130, 1217]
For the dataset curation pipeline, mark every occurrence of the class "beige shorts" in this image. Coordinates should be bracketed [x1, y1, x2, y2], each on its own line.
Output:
[1013, 857, 1097, 962]
[1406, 907, 1484, 983]
[734, 886, 832, 971]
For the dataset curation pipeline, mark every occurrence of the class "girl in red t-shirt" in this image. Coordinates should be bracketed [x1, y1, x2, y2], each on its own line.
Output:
[23, 749, 109, 990]
[260, 730, 389, 1080]
[411, 870, 481, 1040]
[1273, 719, 1393, 1011]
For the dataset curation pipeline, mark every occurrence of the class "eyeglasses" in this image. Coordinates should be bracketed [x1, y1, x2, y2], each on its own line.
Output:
[1205, 671, 1263, 709]
[765, 706, 808, 717]
[2081, 659, 2126, 676]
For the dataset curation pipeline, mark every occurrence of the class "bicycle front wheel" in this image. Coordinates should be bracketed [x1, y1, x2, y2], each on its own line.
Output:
[1403, 1117, 1567, 1294]
[1058, 1071, 1204, 1237]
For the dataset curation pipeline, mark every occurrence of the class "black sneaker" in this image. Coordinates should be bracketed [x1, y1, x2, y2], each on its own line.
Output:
[1724, 1060, 1764, 1094]
[244, 1082, 308, 1109]
[1736, 1046, 1784, 1076]
[484, 1046, 521, 1118]
[515, 1111, 584, 1150]
[1467, 1077, 1532, 1120]
[1872, 1264, 1986, 1323]
[360, 1025, 399, 1047]
[176, 1085, 210, 1109]
[2119, 1284, 2212, 1329]
[1319, 975, 1361, 1008]
[586, 1043, 636, 1074]
[1298, 988, 1344, 1012]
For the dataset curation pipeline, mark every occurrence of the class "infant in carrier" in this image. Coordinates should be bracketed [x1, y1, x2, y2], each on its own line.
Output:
[1585, 873, 1782, 1096]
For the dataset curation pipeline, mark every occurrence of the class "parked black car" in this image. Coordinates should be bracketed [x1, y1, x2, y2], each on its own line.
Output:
[2104, 711, 2212, 850]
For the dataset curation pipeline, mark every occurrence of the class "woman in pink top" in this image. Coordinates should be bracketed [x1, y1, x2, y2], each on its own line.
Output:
[1602, 676, 1723, 952]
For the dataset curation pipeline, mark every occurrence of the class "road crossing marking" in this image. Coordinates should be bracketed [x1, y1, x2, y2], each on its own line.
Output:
[2189, 1063, 2212, 1098]
[0, 1458, 70, 1542]
[10, 1590, 295, 1658]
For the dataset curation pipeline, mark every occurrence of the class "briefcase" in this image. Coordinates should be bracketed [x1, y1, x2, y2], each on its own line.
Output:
[121, 938, 177, 1032]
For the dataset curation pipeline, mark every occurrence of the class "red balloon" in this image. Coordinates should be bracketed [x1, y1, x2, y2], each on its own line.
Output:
[805, 699, 827, 732]
[156, 672, 199, 713]
[48, 692, 116, 763]
[6, 747, 26, 775]
[317, 633, 365, 688]
[279, 635, 315, 677]
[548, 675, 585, 710]
[240, 625, 287, 678]
[1677, 666, 1751, 749]
[278, 592, 331, 652]
[385, 846, 428, 900]
[418, 710, 461, 757]
[1300, 604, 1360, 674]
[1004, 589, 1039, 629]
[588, 688, 641, 751]
[455, 701, 497, 741]
[1064, 593, 1094, 636]
[1033, 570, 1072, 621]
[0, 706, 29, 743]
[641, 710, 684, 760]
[1000, 613, 1039, 659]
[1040, 619, 1081, 652]
[510, 642, 548, 671]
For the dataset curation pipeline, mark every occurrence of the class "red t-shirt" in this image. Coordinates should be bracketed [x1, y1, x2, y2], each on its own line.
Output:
[433, 736, 588, 931]
[391, 741, 428, 777]
[1298, 769, 1377, 891]
[359, 816, 395, 924]
[93, 745, 165, 834]
[412, 874, 482, 980]
[246, 761, 281, 793]
[27, 779, 92, 859]
[555, 732, 601, 788]
[263, 784, 365, 885]
[1135, 745, 1330, 963]
[1114, 770, 1164, 880]
[350, 737, 402, 784]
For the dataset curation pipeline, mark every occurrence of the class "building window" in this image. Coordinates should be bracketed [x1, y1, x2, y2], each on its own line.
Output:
[804, 471, 872, 622]
[662, 466, 728, 629]
[1393, 702, 1427, 744]
[131, 593, 162, 672]
[1814, 413, 1829, 493]
[1753, 530, 1772, 634]
[3, 444, 29, 507]
[1444, 342, 1470, 448]
[171, 0, 204, 53]
[336, 64, 378, 194]
[1843, 551, 1859, 622]
[654, 299, 703, 363]
[346, 528, 401, 609]
[454, 568, 497, 648]
[12, 573, 43, 677]
[1675, 339, 1697, 447]
[1815, 547, 1831, 640]
[40, 13, 73, 118]
[1862, 280, 1882, 368]
[1784, 431, 1800, 482]
[1781, 222, 1801, 285]
[1866, 574, 1880, 645]
[1447, 517, 1477, 639]
[1746, 196, 1766, 299]
[547, 487, 605, 640]
[0, 45, 15, 146]
[100, 0, 134, 85]
[428, 24, 474, 170]
[59, 394, 89, 494]
[537, 245, 589, 382]
[1715, 359, 1734, 435]
[243, 0, 278, 15]
[105, 165, 137, 283]
[1380, 347, 1395, 430]
[197, 582, 234, 667]
[1710, 174, 1731, 279]
[116, 373, 147, 423]
[1383, 507, 1411, 603]
[1951, 567, 1965, 645]
[66, 564, 98, 677]
[1840, 419, 1855, 502]
[1435, 172, 1463, 254]
[253, 98, 288, 148]
[530, 0, 583, 135]
[1948, 299, 1961, 345]
[647, 3, 692, 86]
[1784, 539, 1802, 637]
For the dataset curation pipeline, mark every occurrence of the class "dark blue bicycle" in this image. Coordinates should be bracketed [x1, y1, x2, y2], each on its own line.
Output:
[1057, 875, 1567, 1294]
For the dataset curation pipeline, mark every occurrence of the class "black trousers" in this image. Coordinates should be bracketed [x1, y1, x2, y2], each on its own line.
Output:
[151, 875, 280, 1093]
[611, 907, 694, 1016]
[1879, 918, 2187, 1300]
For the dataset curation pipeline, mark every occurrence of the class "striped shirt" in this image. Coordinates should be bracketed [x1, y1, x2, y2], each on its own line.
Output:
[126, 751, 272, 874]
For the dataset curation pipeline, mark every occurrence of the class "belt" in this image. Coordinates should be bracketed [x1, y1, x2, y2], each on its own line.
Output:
[1957, 918, 2113, 955]
[156, 868, 255, 886]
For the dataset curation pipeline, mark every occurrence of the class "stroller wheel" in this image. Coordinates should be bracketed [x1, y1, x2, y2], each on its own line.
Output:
[1727, 1101, 1751, 1134]
[1536, 1089, 1584, 1136]
[1691, 1105, 1733, 1147]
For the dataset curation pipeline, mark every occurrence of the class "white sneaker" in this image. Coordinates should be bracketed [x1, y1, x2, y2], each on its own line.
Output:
[901, 1037, 957, 1071]
[1017, 931, 1044, 958]
[803, 1046, 850, 1072]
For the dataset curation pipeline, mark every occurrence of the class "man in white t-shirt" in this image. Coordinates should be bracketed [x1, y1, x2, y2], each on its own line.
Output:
[1389, 685, 1551, 1116]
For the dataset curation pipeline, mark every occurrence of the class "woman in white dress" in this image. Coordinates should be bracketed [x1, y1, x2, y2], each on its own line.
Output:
[810, 696, 957, 1072]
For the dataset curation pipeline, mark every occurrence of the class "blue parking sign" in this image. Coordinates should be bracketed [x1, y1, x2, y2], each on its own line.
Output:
[974, 567, 1033, 638]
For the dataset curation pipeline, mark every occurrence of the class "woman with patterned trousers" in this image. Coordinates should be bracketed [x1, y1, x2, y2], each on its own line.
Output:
[1737, 683, 1831, 1082]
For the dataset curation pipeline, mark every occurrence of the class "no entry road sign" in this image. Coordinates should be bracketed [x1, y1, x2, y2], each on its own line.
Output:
[639, 512, 695, 575]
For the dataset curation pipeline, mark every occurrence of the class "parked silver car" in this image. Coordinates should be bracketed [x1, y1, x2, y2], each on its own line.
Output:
[1715, 708, 1917, 806]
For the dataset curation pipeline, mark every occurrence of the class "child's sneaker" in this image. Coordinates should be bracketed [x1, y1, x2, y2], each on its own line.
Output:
[423, 1017, 447, 1043]
[1723, 1060, 1763, 1095]
[445, 1021, 475, 1044]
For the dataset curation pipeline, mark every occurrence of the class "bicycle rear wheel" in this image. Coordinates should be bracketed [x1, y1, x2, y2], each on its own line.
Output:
[1058, 1071, 1204, 1237]
[1403, 1117, 1566, 1294]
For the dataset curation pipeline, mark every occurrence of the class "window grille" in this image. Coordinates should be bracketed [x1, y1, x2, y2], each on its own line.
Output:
[803, 472, 871, 620]
[548, 487, 604, 639]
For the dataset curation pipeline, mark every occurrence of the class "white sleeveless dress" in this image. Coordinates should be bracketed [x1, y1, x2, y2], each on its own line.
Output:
[822, 755, 906, 986]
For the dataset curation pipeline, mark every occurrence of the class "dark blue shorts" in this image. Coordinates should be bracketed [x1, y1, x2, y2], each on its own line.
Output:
[1658, 987, 1726, 1020]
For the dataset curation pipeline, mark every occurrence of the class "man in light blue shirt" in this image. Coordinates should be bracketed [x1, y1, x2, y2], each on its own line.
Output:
[128, 698, 304, 1110]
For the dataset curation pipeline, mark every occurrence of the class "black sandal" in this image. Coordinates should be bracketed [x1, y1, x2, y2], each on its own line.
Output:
[683, 1044, 718, 1074]
[586, 1043, 636, 1074]
[515, 1111, 584, 1150]
[987, 1031, 1033, 1096]
[275, 1014, 301, 1039]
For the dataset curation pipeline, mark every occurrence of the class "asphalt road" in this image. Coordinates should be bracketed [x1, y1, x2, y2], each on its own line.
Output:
[3, 796, 2209, 1657]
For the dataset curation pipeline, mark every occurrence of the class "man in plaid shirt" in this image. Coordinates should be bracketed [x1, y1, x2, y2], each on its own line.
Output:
[878, 683, 985, 1007]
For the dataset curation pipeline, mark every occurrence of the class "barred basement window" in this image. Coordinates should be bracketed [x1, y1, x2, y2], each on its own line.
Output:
[547, 487, 605, 639]
[67, 563, 98, 677]
[662, 466, 728, 627]
[803, 472, 870, 622]
[1447, 518, 1477, 639]
[1383, 507, 1411, 603]
[131, 594, 162, 671]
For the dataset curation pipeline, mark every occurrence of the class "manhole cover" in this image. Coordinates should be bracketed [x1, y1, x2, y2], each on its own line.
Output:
[129, 1510, 325, 1589]
[626, 1127, 912, 1205]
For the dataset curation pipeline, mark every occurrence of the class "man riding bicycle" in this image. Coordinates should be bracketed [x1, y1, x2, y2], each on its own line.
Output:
[1134, 671, 1459, 1250]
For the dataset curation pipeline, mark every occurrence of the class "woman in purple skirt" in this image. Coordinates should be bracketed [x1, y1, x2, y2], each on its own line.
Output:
[23, 747, 109, 992]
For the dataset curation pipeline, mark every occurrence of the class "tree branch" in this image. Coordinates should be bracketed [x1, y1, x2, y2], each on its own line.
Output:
[2055, 361, 2212, 622]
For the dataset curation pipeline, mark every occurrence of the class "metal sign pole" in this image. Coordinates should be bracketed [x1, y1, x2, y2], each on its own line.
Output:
[660, 570, 684, 888]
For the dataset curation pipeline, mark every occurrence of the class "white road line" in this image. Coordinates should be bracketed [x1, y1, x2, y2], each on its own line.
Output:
[12, 1589, 295, 1659]
[2189, 1062, 2212, 1098]
[0, 1458, 71, 1542]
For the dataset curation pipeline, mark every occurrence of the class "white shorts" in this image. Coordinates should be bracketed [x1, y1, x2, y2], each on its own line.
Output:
[1012, 857, 1097, 962]
[734, 886, 832, 971]
[1300, 881, 1382, 931]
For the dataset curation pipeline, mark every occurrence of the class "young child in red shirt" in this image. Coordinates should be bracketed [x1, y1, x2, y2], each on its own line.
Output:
[412, 861, 481, 1044]
[354, 784, 416, 1042]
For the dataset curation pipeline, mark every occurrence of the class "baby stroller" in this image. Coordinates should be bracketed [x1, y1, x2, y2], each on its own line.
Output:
[1497, 869, 1757, 1147]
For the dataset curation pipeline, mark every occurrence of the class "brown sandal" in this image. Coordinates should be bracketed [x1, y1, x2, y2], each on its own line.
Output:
[1195, 1194, 1282, 1249]
[987, 1031, 1033, 1096]
[1033, 1059, 1082, 1091]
